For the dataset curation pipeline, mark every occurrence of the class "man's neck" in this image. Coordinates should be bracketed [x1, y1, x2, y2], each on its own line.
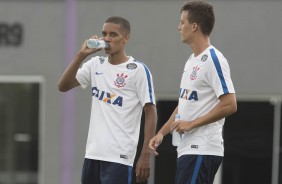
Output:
[108, 53, 129, 65]
[190, 36, 210, 57]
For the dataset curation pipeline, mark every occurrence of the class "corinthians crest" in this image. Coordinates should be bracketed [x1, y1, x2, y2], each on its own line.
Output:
[114, 73, 128, 88]
[190, 66, 200, 80]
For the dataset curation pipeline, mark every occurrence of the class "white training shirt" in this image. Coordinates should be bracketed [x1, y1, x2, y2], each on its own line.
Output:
[177, 45, 235, 157]
[76, 56, 155, 166]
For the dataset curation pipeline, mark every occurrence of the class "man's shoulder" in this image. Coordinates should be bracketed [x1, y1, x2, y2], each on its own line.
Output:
[208, 46, 226, 60]
[126, 58, 151, 71]
[133, 58, 152, 70]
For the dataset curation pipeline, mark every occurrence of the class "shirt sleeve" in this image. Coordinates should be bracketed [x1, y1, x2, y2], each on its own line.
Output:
[134, 63, 156, 106]
[207, 49, 235, 98]
[76, 57, 96, 89]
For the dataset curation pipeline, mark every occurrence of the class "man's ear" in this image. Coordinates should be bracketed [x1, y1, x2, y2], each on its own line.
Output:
[192, 23, 198, 31]
[124, 34, 130, 43]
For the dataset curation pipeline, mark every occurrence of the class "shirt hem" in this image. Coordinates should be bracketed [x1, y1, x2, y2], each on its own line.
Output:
[85, 154, 134, 167]
[177, 151, 224, 158]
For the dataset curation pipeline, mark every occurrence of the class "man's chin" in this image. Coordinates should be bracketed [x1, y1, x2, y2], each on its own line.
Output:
[104, 49, 110, 54]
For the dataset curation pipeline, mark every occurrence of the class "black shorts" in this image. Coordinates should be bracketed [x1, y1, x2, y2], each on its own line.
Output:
[175, 155, 223, 184]
[81, 158, 133, 184]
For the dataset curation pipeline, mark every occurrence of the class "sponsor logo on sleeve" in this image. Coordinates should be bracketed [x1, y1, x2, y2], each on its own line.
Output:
[126, 63, 137, 70]
[201, 54, 208, 62]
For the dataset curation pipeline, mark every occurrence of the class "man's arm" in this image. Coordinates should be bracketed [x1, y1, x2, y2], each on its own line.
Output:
[148, 106, 178, 156]
[172, 93, 237, 133]
[135, 103, 157, 183]
[58, 37, 101, 92]
[58, 52, 87, 92]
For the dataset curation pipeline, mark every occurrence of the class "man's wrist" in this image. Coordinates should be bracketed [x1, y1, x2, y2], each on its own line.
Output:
[76, 51, 88, 59]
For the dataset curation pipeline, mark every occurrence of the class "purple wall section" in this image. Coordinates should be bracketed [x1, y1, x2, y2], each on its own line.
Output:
[62, 0, 77, 184]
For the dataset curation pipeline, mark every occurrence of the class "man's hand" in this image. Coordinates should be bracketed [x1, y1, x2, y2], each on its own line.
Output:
[148, 134, 163, 156]
[135, 153, 150, 183]
[170, 120, 193, 134]
[79, 35, 103, 56]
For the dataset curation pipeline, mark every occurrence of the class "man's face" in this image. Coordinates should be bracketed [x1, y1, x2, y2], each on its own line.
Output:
[102, 23, 129, 55]
[178, 11, 194, 44]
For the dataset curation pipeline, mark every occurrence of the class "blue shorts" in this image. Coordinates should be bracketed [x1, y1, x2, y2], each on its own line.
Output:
[81, 158, 133, 184]
[175, 155, 223, 184]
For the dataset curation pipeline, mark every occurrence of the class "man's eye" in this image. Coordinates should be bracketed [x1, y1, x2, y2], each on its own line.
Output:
[110, 33, 117, 37]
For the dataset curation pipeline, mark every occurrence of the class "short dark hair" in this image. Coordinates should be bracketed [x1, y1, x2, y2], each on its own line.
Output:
[181, 0, 215, 36]
[105, 16, 130, 35]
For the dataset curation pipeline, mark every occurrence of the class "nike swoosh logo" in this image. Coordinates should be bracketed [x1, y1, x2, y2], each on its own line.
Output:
[95, 72, 103, 75]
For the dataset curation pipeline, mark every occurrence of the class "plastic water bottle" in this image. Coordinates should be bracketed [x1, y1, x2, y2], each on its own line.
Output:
[172, 114, 182, 146]
[86, 39, 108, 49]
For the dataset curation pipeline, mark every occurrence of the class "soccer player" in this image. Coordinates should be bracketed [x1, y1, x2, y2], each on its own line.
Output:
[149, 1, 237, 184]
[58, 16, 157, 184]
